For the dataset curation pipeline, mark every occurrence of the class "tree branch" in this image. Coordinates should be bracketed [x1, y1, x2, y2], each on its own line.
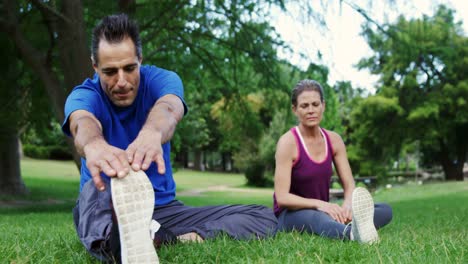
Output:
[176, 32, 232, 88]
[1, 0, 65, 122]
[141, 0, 190, 43]
[30, 0, 72, 25]
[342, 0, 388, 34]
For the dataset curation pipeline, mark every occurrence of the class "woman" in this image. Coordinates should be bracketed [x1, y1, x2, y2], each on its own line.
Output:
[273, 79, 392, 243]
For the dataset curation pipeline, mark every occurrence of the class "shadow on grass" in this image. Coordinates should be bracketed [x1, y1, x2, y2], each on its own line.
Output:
[0, 202, 76, 215]
[0, 177, 79, 214]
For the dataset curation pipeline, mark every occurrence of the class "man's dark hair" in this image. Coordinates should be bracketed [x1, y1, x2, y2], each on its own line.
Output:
[91, 14, 142, 65]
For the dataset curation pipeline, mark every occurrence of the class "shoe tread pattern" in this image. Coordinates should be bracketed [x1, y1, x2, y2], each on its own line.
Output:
[351, 187, 379, 244]
[111, 170, 159, 264]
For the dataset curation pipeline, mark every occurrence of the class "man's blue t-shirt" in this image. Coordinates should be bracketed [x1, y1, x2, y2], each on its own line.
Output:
[62, 65, 187, 206]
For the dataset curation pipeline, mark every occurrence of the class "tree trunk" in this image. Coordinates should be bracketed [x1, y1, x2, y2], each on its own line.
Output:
[440, 159, 464, 181]
[222, 152, 232, 172]
[178, 150, 189, 168]
[57, 0, 94, 91]
[0, 130, 28, 196]
[193, 151, 205, 171]
[439, 140, 464, 181]
[1, 0, 91, 170]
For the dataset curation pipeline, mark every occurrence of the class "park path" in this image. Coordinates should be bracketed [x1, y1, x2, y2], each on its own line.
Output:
[177, 185, 344, 198]
[177, 185, 274, 196]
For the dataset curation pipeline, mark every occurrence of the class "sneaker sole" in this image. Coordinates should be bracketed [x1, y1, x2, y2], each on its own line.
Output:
[111, 170, 159, 264]
[351, 187, 379, 244]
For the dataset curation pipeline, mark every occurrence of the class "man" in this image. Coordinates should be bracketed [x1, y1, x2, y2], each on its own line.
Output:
[62, 14, 277, 263]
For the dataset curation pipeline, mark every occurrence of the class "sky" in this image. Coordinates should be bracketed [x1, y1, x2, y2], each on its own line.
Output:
[270, 0, 468, 93]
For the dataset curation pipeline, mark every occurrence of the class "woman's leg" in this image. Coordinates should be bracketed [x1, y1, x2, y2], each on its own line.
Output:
[374, 203, 393, 229]
[277, 203, 392, 240]
[277, 209, 349, 239]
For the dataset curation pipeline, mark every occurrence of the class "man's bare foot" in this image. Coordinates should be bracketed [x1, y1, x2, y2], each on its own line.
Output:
[177, 232, 203, 243]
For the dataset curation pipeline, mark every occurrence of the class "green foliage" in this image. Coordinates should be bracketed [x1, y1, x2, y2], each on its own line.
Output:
[244, 158, 269, 187]
[21, 121, 72, 160]
[354, 5, 468, 179]
[23, 145, 72, 160]
[259, 110, 295, 167]
[350, 96, 404, 162]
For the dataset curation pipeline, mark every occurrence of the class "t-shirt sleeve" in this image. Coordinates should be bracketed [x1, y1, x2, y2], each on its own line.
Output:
[61, 87, 102, 137]
[147, 68, 188, 115]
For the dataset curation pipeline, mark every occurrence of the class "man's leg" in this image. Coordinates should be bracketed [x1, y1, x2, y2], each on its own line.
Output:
[151, 201, 278, 241]
[73, 179, 119, 262]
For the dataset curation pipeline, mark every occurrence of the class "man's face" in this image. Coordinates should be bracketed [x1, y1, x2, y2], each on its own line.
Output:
[93, 37, 142, 107]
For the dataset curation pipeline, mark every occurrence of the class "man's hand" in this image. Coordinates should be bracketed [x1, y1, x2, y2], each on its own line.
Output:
[84, 139, 130, 191]
[126, 128, 165, 174]
[317, 201, 349, 224]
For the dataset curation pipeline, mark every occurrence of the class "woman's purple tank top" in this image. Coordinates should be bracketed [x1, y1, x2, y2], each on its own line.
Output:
[273, 127, 334, 216]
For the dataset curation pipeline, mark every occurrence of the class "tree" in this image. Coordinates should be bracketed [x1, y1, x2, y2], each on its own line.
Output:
[0, 34, 28, 195]
[0, 0, 292, 193]
[355, 5, 468, 180]
[0, 0, 98, 195]
[0, 0, 405, 193]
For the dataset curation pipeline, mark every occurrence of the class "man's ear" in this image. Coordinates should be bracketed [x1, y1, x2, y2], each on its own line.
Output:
[91, 56, 98, 72]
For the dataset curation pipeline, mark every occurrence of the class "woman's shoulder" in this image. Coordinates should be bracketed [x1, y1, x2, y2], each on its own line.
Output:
[276, 129, 298, 160]
[321, 128, 346, 154]
[321, 128, 343, 142]
[278, 128, 296, 144]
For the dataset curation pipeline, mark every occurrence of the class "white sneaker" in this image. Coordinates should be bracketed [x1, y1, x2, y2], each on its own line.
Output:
[351, 187, 379, 244]
[111, 170, 159, 264]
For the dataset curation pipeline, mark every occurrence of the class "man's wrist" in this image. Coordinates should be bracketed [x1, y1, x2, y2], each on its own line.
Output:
[140, 127, 162, 141]
[82, 136, 106, 156]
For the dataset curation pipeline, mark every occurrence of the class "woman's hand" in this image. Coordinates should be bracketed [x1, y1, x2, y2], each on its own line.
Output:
[317, 201, 349, 224]
[341, 200, 352, 224]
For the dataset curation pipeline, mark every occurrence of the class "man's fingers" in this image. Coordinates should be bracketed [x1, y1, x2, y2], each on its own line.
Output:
[126, 145, 136, 163]
[155, 154, 165, 174]
[141, 149, 156, 170]
[130, 149, 145, 171]
[100, 160, 117, 177]
[108, 154, 129, 178]
[89, 166, 105, 191]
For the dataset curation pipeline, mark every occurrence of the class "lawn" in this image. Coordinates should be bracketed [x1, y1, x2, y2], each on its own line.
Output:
[0, 159, 466, 263]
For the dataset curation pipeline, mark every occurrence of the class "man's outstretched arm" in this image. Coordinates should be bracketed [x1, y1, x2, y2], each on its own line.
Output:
[126, 94, 185, 173]
[69, 110, 130, 191]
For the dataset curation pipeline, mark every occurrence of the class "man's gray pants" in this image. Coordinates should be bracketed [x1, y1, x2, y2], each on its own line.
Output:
[73, 180, 278, 261]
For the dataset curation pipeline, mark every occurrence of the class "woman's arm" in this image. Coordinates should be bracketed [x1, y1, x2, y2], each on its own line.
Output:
[329, 131, 356, 221]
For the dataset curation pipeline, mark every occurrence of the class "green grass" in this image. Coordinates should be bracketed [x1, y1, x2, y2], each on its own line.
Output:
[1, 159, 467, 263]
[174, 169, 246, 191]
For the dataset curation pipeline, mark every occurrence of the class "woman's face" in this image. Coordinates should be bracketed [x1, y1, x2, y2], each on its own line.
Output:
[293, 90, 325, 127]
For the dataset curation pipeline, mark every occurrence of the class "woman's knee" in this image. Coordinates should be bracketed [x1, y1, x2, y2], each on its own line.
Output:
[279, 209, 329, 233]
[375, 203, 393, 228]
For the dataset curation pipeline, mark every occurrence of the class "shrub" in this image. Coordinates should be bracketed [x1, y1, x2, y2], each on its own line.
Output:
[23, 144, 73, 160]
[244, 159, 269, 187]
